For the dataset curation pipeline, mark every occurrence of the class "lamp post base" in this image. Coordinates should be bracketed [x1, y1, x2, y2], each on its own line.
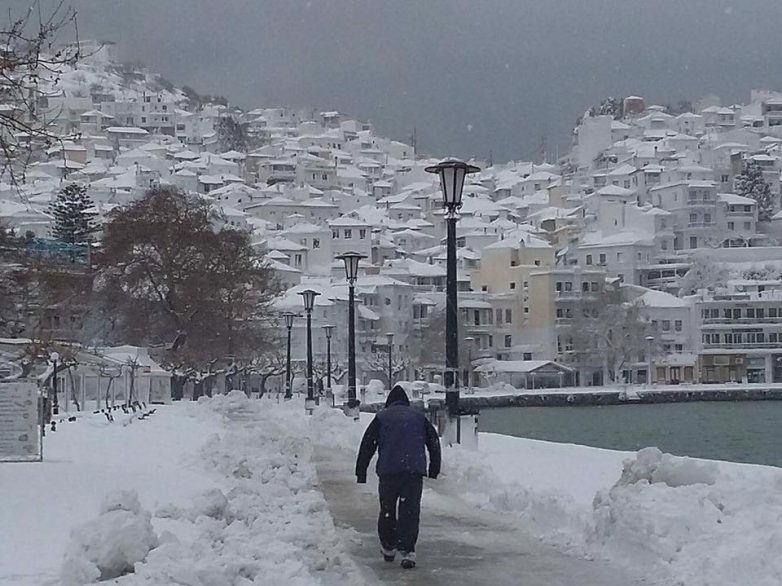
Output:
[344, 399, 361, 421]
[305, 399, 316, 415]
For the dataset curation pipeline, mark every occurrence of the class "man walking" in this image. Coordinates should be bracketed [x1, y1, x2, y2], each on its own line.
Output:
[355, 384, 442, 569]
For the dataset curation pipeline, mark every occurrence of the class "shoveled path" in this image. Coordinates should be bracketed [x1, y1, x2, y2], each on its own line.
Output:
[315, 446, 664, 586]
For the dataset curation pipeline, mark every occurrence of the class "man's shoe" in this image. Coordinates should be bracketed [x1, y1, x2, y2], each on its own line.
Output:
[381, 546, 396, 562]
[399, 551, 416, 569]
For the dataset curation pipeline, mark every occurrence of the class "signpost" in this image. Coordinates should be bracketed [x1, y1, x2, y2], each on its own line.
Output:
[0, 382, 43, 462]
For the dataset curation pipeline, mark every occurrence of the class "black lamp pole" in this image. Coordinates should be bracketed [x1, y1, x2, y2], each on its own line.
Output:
[337, 251, 366, 419]
[386, 332, 394, 389]
[425, 159, 479, 442]
[51, 351, 60, 416]
[283, 312, 295, 399]
[324, 325, 334, 405]
[300, 289, 320, 414]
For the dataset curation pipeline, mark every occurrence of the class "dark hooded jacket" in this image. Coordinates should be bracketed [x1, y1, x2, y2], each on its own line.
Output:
[355, 385, 442, 481]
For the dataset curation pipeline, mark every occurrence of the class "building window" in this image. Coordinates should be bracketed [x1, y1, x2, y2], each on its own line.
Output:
[744, 222, 752, 230]
[322, 173, 328, 181]
[746, 308, 755, 319]
[599, 253, 606, 264]
[586, 254, 593, 265]
[505, 309, 512, 323]
[488, 335, 493, 347]
[510, 282, 516, 290]
[728, 222, 735, 230]
[359, 229, 366, 239]
[313, 238, 320, 249]
[504, 335, 512, 348]
[662, 320, 671, 331]
[344, 229, 352, 239]
[555, 282, 562, 292]
[690, 236, 698, 249]
[332, 230, 338, 239]
[556, 308, 564, 318]
[674, 320, 682, 332]
[616, 252, 623, 261]
[591, 281, 599, 292]
[534, 260, 541, 266]
[770, 308, 778, 318]
[564, 281, 573, 292]
[524, 306, 529, 313]
[582, 282, 589, 292]
[523, 352, 532, 360]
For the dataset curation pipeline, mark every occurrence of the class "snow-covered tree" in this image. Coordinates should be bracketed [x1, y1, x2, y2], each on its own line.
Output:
[735, 162, 774, 222]
[679, 254, 728, 296]
[49, 183, 96, 244]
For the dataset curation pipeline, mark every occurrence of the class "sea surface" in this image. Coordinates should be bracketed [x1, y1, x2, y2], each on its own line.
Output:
[479, 401, 782, 468]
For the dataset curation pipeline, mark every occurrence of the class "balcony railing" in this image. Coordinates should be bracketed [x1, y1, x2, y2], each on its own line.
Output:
[703, 342, 778, 349]
[702, 317, 782, 325]
[688, 221, 716, 228]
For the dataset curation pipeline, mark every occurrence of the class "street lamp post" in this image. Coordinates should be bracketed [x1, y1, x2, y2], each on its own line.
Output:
[386, 332, 394, 390]
[425, 159, 480, 443]
[646, 335, 655, 386]
[324, 325, 334, 406]
[283, 312, 296, 400]
[51, 351, 60, 416]
[464, 336, 474, 393]
[299, 289, 320, 414]
[337, 251, 366, 420]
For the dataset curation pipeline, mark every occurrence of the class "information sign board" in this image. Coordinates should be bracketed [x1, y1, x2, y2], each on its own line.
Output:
[0, 382, 42, 462]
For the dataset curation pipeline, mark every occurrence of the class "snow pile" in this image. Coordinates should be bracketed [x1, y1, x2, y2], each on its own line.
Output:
[61, 490, 158, 585]
[591, 447, 782, 586]
[439, 434, 614, 548]
[110, 391, 366, 586]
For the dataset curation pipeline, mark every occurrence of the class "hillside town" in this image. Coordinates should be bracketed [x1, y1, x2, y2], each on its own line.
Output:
[4, 41, 782, 403]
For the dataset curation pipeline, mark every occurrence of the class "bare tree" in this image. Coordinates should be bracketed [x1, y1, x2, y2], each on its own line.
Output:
[565, 300, 649, 384]
[94, 186, 280, 369]
[1, 1, 80, 185]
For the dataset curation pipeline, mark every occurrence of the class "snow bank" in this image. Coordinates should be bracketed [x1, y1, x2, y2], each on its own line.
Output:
[438, 437, 782, 586]
[61, 490, 158, 585]
[111, 391, 367, 586]
[591, 447, 782, 586]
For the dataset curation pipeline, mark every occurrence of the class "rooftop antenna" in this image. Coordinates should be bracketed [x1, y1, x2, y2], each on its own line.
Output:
[488, 149, 493, 168]
[411, 126, 417, 155]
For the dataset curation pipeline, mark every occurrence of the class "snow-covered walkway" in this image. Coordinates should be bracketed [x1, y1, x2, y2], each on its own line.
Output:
[4, 392, 782, 585]
[315, 445, 655, 586]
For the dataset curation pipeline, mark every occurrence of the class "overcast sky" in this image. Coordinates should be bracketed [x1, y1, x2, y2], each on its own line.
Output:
[20, 0, 782, 161]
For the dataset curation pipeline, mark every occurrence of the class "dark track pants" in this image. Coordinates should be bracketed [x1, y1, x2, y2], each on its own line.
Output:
[377, 472, 424, 553]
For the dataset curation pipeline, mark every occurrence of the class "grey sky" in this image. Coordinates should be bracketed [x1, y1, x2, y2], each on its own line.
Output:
[18, 0, 782, 161]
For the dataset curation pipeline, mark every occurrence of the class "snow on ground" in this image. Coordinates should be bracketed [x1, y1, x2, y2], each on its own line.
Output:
[2, 393, 781, 585]
[442, 434, 782, 586]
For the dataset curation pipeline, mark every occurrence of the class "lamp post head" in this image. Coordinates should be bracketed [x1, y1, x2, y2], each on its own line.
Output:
[323, 324, 334, 339]
[386, 332, 394, 345]
[50, 351, 60, 362]
[299, 289, 320, 313]
[645, 335, 655, 342]
[336, 251, 367, 284]
[425, 158, 480, 212]
[283, 312, 296, 329]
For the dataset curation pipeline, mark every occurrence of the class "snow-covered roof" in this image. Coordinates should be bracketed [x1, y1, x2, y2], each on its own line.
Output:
[719, 193, 756, 206]
[639, 289, 689, 308]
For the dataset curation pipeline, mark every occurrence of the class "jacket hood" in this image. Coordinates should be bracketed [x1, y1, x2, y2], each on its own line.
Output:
[385, 384, 410, 407]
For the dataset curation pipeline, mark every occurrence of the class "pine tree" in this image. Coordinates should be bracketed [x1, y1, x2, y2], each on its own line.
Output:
[49, 183, 96, 244]
[734, 162, 774, 222]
